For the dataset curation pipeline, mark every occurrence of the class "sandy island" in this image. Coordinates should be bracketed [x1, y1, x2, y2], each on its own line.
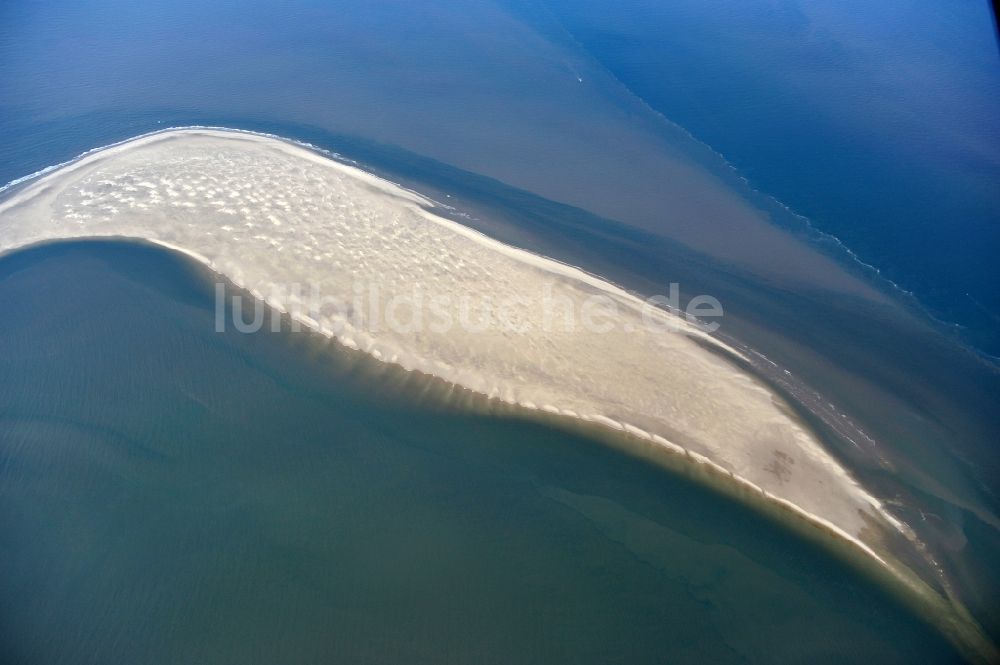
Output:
[0, 128, 906, 545]
[1, 127, 994, 660]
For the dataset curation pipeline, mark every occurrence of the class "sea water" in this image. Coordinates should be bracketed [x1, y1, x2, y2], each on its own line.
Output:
[1, 0, 998, 657]
[0, 240, 963, 663]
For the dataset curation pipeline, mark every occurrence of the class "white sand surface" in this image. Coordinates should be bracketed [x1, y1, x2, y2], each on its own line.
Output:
[0, 128, 899, 553]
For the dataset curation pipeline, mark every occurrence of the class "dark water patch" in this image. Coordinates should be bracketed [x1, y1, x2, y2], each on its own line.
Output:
[521, 0, 1000, 359]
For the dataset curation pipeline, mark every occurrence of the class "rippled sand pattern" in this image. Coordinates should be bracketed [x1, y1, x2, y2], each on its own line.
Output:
[0, 128, 895, 546]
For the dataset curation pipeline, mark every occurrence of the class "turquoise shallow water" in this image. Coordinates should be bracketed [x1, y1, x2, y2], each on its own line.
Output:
[0, 241, 965, 663]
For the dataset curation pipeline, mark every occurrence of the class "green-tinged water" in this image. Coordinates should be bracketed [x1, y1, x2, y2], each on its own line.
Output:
[0, 241, 963, 663]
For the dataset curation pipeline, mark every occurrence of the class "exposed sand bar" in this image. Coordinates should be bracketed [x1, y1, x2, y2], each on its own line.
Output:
[5, 126, 999, 660]
[0, 128, 899, 544]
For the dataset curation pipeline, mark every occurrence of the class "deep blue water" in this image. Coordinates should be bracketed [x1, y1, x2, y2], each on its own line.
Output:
[530, 0, 1000, 356]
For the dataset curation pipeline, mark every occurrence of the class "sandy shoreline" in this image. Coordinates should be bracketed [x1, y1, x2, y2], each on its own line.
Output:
[0, 127, 993, 660]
